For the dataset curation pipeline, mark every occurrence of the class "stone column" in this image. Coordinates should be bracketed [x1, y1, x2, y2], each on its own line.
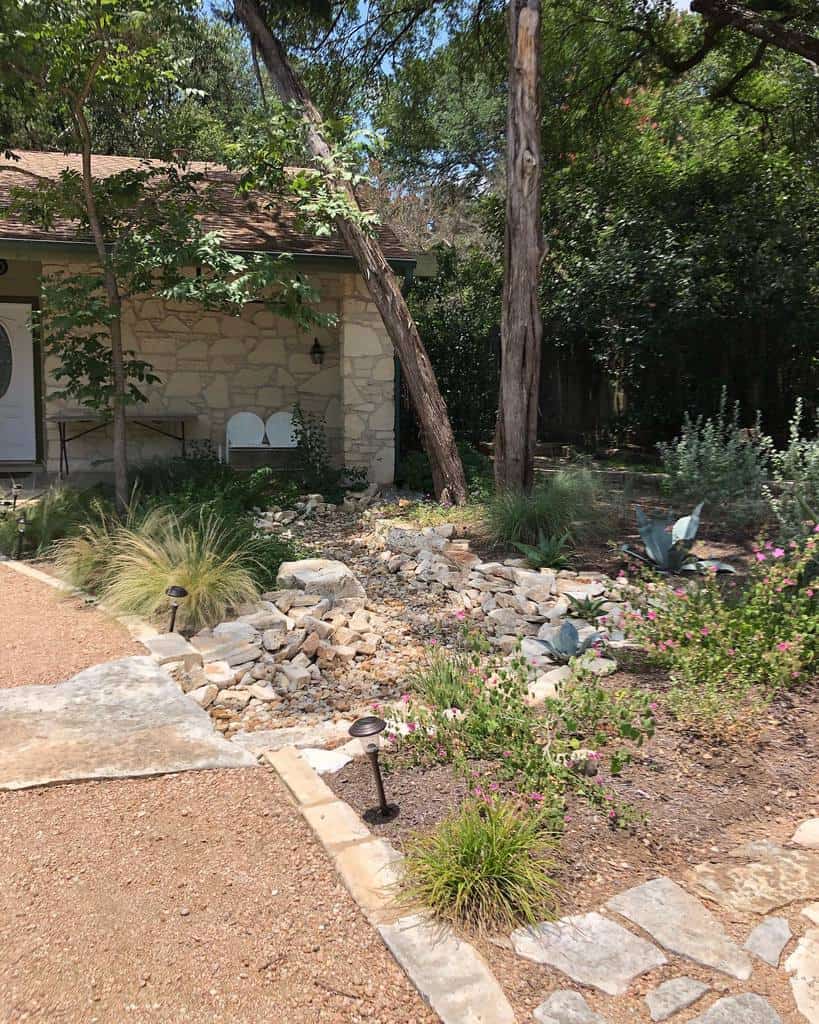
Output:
[339, 275, 396, 485]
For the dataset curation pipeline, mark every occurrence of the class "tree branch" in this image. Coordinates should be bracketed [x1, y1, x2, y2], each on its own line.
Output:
[690, 0, 819, 63]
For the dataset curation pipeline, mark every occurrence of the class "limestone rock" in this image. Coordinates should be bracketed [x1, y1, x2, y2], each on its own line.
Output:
[785, 927, 819, 1024]
[143, 633, 203, 670]
[188, 683, 218, 709]
[688, 994, 781, 1024]
[202, 660, 234, 689]
[580, 655, 618, 677]
[606, 877, 752, 980]
[687, 842, 819, 914]
[511, 912, 667, 996]
[533, 990, 608, 1024]
[276, 558, 366, 604]
[744, 916, 791, 967]
[793, 819, 819, 850]
[645, 978, 710, 1022]
[300, 747, 352, 774]
[527, 666, 572, 705]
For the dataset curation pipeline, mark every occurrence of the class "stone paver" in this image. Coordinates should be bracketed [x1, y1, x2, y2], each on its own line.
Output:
[511, 912, 667, 996]
[378, 913, 516, 1024]
[804, 904, 819, 926]
[793, 820, 819, 850]
[0, 656, 255, 789]
[533, 990, 608, 1024]
[687, 843, 819, 914]
[688, 993, 782, 1023]
[744, 916, 791, 967]
[786, 927, 819, 1023]
[645, 978, 710, 1022]
[606, 877, 751, 980]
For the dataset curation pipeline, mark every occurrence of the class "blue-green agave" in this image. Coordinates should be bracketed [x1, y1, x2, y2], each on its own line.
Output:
[622, 502, 734, 573]
[541, 621, 602, 664]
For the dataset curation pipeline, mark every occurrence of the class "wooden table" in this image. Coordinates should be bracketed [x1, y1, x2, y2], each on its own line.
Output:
[47, 410, 197, 477]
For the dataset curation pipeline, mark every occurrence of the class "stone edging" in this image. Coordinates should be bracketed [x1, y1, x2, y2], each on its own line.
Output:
[0, 557, 160, 644]
[267, 745, 517, 1024]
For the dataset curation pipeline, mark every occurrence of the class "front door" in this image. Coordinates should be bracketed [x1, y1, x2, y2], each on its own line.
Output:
[0, 303, 36, 462]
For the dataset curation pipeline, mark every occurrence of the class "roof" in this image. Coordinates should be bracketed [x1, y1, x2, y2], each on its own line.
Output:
[0, 150, 415, 265]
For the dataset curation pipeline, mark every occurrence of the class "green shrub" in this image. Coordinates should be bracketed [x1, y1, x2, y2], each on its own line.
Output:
[513, 530, 572, 569]
[402, 797, 559, 932]
[767, 399, 819, 537]
[626, 532, 819, 735]
[658, 390, 773, 527]
[53, 498, 149, 591]
[483, 470, 599, 548]
[0, 486, 108, 558]
[410, 648, 473, 710]
[397, 443, 492, 500]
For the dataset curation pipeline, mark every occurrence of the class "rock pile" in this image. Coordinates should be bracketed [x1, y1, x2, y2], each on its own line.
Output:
[254, 485, 382, 531]
[369, 520, 629, 659]
[144, 558, 401, 735]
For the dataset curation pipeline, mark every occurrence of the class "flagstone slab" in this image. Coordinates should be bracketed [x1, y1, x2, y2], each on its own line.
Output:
[744, 916, 791, 967]
[687, 843, 819, 914]
[511, 912, 667, 996]
[645, 978, 710, 1022]
[606, 876, 752, 980]
[0, 656, 256, 790]
[533, 990, 608, 1024]
[785, 927, 819, 1024]
[688, 994, 781, 1024]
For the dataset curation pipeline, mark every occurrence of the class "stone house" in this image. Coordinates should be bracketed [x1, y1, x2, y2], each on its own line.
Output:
[0, 151, 415, 485]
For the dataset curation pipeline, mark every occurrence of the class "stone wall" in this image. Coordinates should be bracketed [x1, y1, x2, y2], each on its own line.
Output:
[39, 261, 395, 484]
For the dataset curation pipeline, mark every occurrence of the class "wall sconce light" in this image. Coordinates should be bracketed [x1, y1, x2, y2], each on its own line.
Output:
[310, 338, 324, 366]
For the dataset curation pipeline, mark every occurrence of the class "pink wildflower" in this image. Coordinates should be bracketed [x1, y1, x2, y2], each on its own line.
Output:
[776, 641, 791, 652]
[502, 750, 512, 759]
[454, 609, 465, 621]
[814, 524, 819, 534]
[407, 721, 417, 733]
[807, 589, 815, 598]
[755, 552, 767, 562]
[529, 792, 544, 803]
[489, 782, 500, 792]
[400, 692, 411, 704]
[649, 702, 659, 712]
[773, 548, 785, 559]
[647, 610, 657, 621]
[700, 627, 710, 637]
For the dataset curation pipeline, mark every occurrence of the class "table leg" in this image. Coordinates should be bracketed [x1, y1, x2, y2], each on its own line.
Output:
[181, 419, 186, 458]
[59, 422, 69, 478]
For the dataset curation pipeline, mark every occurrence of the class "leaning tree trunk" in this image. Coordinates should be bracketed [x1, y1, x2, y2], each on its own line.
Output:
[233, 0, 467, 504]
[495, 0, 543, 493]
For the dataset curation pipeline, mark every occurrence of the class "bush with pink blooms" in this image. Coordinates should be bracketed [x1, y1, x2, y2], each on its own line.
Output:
[626, 531, 819, 734]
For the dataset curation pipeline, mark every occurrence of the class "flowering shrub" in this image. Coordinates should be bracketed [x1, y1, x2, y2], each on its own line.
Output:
[626, 532, 819, 734]
[392, 644, 656, 828]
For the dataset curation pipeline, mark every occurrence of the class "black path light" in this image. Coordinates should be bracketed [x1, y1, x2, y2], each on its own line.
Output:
[348, 715, 397, 821]
[14, 513, 25, 560]
[165, 585, 188, 633]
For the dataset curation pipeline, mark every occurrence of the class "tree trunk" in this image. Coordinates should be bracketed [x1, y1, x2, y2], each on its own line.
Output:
[73, 107, 129, 512]
[690, 0, 819, 63]
[495, 0, 543, 494]
[232, 0, 467, 504]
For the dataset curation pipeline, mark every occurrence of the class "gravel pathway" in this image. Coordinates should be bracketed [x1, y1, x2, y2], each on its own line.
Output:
[0, 767, 436, 1024]
[0, 564, 141, 687]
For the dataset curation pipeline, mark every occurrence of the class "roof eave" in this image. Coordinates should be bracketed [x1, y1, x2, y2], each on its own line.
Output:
[0, 235, 417, 272]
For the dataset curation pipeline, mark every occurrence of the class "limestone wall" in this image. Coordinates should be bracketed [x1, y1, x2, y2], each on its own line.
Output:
[40, 261, 395, 484]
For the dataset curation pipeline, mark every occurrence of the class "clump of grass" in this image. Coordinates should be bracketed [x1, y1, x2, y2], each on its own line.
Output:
[483, 470, 599, 548]
[410, 649, 474, 710]
[402, 797, 560, 933]
[0, 485, 104, 558]
[100, 509, 261, 630]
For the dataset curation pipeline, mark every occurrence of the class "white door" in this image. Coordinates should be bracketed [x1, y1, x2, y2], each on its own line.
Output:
[0, 303, 36, 462]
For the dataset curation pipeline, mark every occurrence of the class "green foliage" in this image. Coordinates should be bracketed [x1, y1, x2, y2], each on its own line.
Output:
[409, 648, 473, 710]
[538, 622, 602, 665]
[567, 594, 607, 621]
[767, 399, 819, 537]
[626, 534, 819, 735]
[396, 644, 655, 822]
[0, 486, 104, 558]
[658, 391, 773, 527]
[398, 442, 492, 499]
[484, 470, 599, 548]
[513, 530, 572, 570]
[402, 797, 559, 933]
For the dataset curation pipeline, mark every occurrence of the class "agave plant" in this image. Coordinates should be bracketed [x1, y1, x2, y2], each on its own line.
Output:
[567, 594, 607, 621]
[513, 530, 572, 570]
[622, 502, 734, 573]
[540, 621, 602, 664]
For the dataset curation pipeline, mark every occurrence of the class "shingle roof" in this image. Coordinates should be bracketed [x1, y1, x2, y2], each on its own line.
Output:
[0, 150, 414, 263]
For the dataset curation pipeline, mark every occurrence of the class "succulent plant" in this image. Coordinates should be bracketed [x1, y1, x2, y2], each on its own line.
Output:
[567, 594, 607, 621]
[514, 530, 572, 570]
[622, 502, 735, 574]
[540, 621, 602, 664]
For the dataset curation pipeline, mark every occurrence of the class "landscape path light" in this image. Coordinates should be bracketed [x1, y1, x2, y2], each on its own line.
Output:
[348, 715, 397, 820]
[165, 585, 188, 633]
[15, 513, 25, 560]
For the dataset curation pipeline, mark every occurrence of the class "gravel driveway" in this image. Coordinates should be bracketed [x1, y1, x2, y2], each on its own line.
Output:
[0, 564, 140, 687]
[0, 767, 436, 1023]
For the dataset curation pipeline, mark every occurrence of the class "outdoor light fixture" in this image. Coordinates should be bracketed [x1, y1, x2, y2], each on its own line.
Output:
[165, 585, 188, 633]
[11, 483, 20, 510]
[15, 513, 25, 560]
[348, 715, 396, 820]
[310, 337, 325, 366]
